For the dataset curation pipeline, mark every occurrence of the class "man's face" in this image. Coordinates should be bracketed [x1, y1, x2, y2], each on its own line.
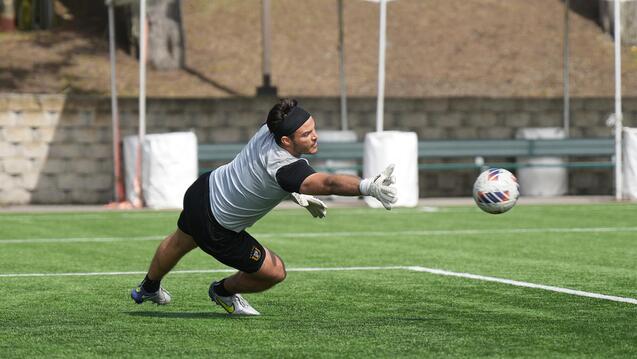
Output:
[290, 117, 319, 155]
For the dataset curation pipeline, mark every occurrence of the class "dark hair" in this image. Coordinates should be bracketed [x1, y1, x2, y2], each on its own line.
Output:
[267, 98, 298, 144]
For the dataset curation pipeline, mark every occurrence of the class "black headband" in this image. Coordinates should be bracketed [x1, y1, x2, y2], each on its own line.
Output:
[274, 106, 311, 138]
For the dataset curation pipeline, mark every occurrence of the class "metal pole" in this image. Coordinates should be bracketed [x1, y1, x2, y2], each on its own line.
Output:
[262, 0, 272, 87]
[614, 0, 623, 200]
[136, 0, 148, 207]
[107, 0, 124, 203]
[139, 0, 147, 141]
[375, 0, 387, 132]
[338, 0, 348, 131]
[563, 0, 570, 137]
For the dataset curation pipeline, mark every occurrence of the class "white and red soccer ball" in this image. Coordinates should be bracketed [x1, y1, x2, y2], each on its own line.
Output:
[473, 168, 520, 214]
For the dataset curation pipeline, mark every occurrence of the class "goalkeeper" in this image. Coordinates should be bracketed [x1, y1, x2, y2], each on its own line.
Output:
[131, 98, 397, 315]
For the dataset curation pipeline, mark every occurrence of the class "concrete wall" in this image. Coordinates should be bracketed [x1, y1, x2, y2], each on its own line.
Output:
[1, 94, 634, 205]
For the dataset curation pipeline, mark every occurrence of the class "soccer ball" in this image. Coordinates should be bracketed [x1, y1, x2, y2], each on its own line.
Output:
[473, 168, 519, 214]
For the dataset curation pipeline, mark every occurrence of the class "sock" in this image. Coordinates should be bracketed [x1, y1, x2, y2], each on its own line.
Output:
[141, 274, 161, 293]
[213, 279, 234, 297]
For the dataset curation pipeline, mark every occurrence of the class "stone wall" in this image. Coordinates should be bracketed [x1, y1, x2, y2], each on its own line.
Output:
[1, 94, 634, 205]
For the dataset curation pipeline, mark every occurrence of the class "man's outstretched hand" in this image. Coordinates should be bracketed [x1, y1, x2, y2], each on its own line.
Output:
[290, 193, 328, 218]
[359, 164, 398, 210]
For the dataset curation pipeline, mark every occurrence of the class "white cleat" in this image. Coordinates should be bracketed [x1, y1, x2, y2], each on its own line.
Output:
[131, 285, 172, 305]
[209, 282, 260, 316]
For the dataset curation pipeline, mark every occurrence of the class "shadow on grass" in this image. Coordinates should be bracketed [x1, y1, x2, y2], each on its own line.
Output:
[126, 311, 231, 319]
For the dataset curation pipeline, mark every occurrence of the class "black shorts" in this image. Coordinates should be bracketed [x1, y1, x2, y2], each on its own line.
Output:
[177, 171, 266, 273]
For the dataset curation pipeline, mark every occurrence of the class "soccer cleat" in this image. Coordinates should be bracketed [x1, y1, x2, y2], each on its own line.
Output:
[208, 281, 260, 316]
[131, 285, 172, 305]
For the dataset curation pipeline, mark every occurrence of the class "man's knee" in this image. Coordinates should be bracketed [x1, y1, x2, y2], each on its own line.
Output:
[270, 265, 287, 284]
[170, 229, 197, 252]
[261, 250, 286, 284]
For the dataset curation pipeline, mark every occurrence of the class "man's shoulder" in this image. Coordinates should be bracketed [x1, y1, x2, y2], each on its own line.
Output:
[253, 127, 291, 159]
[263, 144, 301, 175]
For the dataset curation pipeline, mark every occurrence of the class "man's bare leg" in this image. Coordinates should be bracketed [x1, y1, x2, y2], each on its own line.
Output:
[208, 247, 285, 315]
[132, 229, 197, 304]
[146, 228, 198, 281]
[222, 247, 287, 294]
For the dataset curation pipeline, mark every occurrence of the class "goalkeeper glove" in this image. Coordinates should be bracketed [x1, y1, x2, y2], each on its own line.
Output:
[359, 164, 398, 210]
[290, 193, 328, 218]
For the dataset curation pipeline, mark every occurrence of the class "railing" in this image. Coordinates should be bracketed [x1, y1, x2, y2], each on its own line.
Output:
[198, 138, 615, 172]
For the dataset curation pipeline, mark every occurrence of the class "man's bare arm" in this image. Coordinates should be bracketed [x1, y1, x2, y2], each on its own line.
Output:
[300, 165, 398, 210]
[299, 173, 361, 196]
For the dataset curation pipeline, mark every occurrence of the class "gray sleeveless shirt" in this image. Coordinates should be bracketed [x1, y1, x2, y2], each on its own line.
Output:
[208, 125, 312, 232]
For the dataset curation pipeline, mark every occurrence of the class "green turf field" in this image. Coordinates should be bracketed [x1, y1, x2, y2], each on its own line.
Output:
[0, 203, 635, 358]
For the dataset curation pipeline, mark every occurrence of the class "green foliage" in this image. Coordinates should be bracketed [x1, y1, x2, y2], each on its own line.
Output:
[0, 204, 636, 358]
[17, 0, 32, 31]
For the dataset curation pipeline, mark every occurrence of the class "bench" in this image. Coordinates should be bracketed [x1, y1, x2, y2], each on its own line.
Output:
[198, 138, 615, 172]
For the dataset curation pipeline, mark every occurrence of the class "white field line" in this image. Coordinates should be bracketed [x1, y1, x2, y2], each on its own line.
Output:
[2, 226, 637, 244]
[0, 266, 407, 278]
[407, 266, 637, 305]
[0, 265, 634, 305]
[0, 236, 164, 244]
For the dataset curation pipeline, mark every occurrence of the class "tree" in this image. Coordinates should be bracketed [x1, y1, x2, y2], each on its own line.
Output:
[146, 0, 184, 69]
[115, 0, 185, 70]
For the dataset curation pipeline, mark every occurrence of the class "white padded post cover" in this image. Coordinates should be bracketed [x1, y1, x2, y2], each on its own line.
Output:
[124, 132, 198, 209]
[516, 127, 567, 197]
[363, 131, 419, 208]
[142, 132, 198, 209]
[123, 135, 141, 206]
[622, 127, 637, 200]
